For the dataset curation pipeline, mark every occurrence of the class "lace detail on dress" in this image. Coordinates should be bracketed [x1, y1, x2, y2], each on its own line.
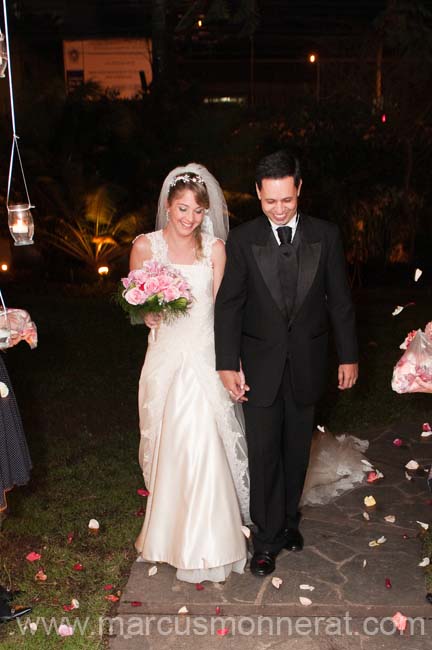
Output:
[144, 230, 218, 268]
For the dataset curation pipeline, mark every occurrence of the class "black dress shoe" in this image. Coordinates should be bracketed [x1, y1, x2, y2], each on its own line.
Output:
[0, 600, 32, 624]
[284, 528, 304, 551]
[250, 551, 276, 577]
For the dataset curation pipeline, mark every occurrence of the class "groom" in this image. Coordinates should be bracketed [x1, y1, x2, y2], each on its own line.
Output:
[215, 150, 358, 576]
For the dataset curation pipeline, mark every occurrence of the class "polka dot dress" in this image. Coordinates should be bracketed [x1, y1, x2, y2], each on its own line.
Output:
[0, 355, 31, 511]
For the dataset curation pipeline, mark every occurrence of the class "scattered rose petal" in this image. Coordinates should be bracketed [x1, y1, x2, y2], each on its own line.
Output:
[377, 536, 387, 544]
[34, 569, 47, 581]
[26, 552, 41, 562]
[131, 601, 142, 607]
[0, 382, 9, 398]
[137, 488, 150, 497]
[103, 584, 113, 591]
[73, 563, 84, 571]
[363, 511, 371, 521]
[376, 470, 384, 479]
[392, 306, 404, 316]
[148, 566, 158, 577]
[215, 606, 221, 615]
[317, 425, 325, 433]
[385, 578, 392, 589]
[361, 459, 374, 469]
[66, 532, 74, 544]
[405, 471, 413, 481]
[135, 507, 145, 517]
[384, 515, 396, 523]
[271, 577, 283, 589]
[105, 595, 119, 602]
[299, 584, 315, 591]
[195, 583, 204, 591]
[362, 559, 367, 568]
[88, 519, 99, 535]
[216, 628, 229, 636]
[417, 521, 429, 530]
[418, 557, 430, 567]
[369, 540, 380, 547]
[393, 438, 404, 447]
[71, 599, 79, 609]
[364, 496, 376, 507]
[29, 622, 37, 632]
[421, 431, 432, 438]
[423, 423, 432, 432]
[299, 596, 312, 606]
[178, 606, 188, 614]
[241, 525, 251, 539]
[367, 471, 379, 483]
[414, 268, 423, 282]
[58, 624, 74, 637]
[405, 460, 420, 470]
[62, 604, 75, 612]
[392, 611, 407, 632]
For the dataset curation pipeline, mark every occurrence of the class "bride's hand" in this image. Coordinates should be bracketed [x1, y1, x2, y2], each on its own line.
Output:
[144, 313, 161, 329]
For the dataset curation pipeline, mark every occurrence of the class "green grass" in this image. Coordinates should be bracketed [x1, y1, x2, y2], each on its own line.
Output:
[0, 280, 431, 646]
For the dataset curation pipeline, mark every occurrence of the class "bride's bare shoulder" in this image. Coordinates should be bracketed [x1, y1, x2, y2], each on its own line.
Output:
[130, 232, 153, 267]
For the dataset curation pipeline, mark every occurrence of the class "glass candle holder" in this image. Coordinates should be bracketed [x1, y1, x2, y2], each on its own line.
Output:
[8, 203, 34, 246]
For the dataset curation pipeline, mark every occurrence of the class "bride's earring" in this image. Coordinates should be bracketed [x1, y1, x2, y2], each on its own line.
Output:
[166, 210, 170, 222]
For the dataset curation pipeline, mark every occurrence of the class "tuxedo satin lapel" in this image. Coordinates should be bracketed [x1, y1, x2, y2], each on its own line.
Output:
[252, 226, 287, 319]
[291, 217, 321, 322]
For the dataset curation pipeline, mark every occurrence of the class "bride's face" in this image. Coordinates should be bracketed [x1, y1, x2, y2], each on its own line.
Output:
[167, 189, 206, 236]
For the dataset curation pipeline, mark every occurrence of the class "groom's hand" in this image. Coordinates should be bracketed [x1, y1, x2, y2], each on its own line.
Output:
[338, 363, 358, 390]
[218, 370, 250, 402]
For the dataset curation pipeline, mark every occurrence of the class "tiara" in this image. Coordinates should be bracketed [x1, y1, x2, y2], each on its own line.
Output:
[169, 173, 206, 188]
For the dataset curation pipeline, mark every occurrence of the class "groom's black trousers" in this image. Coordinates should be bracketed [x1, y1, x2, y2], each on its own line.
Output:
[243, 363, 315, 554]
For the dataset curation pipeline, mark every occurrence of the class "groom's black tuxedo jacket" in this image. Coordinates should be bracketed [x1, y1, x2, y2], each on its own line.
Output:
[215, 213, 358, 407]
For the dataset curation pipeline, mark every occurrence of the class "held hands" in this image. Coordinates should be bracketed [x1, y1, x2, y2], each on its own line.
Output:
[144, 313, 162, 329]
[218, 368, 250, 402]
[338, 363, 358, 390]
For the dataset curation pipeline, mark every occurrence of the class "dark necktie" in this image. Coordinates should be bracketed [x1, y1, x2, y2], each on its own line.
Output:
[276, 225, 298, 318]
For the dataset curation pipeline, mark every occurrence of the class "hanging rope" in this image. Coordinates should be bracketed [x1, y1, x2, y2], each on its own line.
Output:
[2, 0, 33, 208]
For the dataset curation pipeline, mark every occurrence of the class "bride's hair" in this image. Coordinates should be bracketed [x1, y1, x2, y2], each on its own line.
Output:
[167, 173, 210, 259]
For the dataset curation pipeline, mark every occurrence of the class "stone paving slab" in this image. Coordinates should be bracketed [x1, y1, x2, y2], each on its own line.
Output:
[110, 423, 432, 649]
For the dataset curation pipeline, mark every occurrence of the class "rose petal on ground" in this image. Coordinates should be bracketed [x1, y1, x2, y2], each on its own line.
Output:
[62, 604, 74, 612]
[392, 306, 404, 316]
[137, 488, 150, 497]
[392, 612, 407, 632]
[271, 577, 283, 589]
[103, 584, 113, 591]
[361, 459, 374, 469]
[215, 606, 221, 615]
[377, 536, 387, 544]
[26, 552, 41, 562]
[29, 622, 37, 632]
[71, 599, 79, 609]
[241, 526, 251, 538]
[105, 595, 120, 602]
[384, 515, 396, 523]
[34, 569, 47, 581]
[299, 584, 315, 591]
[195, 583, 204, 591]
[418, 557, 430, 567]
[148, 566, 158, 577]
[216, 628, 229, 636]
[393, 438, 404, 447]
[317, 425, 325, 433]
[363, 511, 371, 521]
[135, 507, 145, 517]
[367, 471, 379, 483]
[178, 606, 188, 614]
[58, 624, 74, 637]
[405, 460, 419, 470]
[423, 423, 432, 432]
[299, 597, 312, 606]
[88, 518, 99, 528]
[417, 521, 429, 530]
[66, 532, 74, 544]
[72, 563, 84, 571]
[414, 268, 423, 282]
[362, 559, 367, 568]
[385, 578, 392, 589]
[131, 601, 142, 607]
[421, 431, 432, 438]
[364, 496, 376, 507]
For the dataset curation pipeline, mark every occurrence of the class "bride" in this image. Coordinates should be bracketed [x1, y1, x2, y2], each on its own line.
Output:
[131, 163, 369, 583]
[131, 164, 249, 583]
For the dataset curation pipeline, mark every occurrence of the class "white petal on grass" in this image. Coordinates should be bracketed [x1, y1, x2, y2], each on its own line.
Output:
[384, 515, 396, 523]
[414, 268, 423, 282]
[377, 536, 387, 544]
[71, 599, 80, 609]
[362, 559, 367, 568]
[271, 577, 283, 589]
[418, 557, 430, 567]
[405, 460, 419, 470]
[148, 565, 158, 576]
[363, 512, 371, 521]
[299, 596, 312, 606]
[299, 584, 315, 591]
[317, 425, 325, 433]
[421, 431, 432, 438]
[392, 305, 404, 316]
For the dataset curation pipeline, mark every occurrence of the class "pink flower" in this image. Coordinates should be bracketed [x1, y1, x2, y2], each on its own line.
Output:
[144, 278, 162, 295]
[121, 276, 132, 289]
[26, 552, 41, 562]
[58, 624, 74, 637]
[125, 288, 146, 306]
[423, 423, 431, 432]
[163, 286, 181, 302]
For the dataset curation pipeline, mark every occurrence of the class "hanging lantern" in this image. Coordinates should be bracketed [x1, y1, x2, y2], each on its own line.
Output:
[7, 203, 34, 246]
[0, 30, 7, 78]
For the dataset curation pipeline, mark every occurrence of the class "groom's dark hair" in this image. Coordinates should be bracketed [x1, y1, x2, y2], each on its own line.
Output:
[255, 150, 302, 189]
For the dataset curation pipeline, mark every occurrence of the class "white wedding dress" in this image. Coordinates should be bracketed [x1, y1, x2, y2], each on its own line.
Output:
[135, 230, 249, 583]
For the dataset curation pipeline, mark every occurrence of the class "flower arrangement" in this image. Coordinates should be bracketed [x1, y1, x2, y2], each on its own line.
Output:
[392, 321, 432, 393]
[118, 261, 193, 324]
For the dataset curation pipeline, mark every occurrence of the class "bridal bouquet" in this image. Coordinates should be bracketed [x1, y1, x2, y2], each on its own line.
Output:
[118, 261, 193, 325]
[391, 321, 432, 393]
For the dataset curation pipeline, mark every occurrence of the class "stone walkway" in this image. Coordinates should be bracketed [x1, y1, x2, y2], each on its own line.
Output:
[109, 422, 432, 649]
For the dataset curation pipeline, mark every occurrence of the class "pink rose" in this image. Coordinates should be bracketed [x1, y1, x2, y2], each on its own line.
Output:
[157, 274, 172, 290]
[163, 286, 181, 302]
[121, 276, 131, 289]
[144, 278, 162, 295]
[125, 287, 146, 305]
[131, 269, 148, 285]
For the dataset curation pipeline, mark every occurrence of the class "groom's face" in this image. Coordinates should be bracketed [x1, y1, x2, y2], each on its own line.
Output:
[256, 176, 302, 226]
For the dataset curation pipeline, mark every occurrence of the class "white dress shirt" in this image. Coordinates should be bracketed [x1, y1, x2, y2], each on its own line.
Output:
[269, 213, 299, 245]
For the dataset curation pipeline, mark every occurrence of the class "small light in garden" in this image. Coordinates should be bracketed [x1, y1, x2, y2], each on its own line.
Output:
[98, 265, 109, 276]
[381, 113, 387, 124]
[309, 53, 317, 63]
[8, 203, 34, 246]
[197, 18, 203, 28]
[0, 30, 7, 78]
[1, 264, 8, 271]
